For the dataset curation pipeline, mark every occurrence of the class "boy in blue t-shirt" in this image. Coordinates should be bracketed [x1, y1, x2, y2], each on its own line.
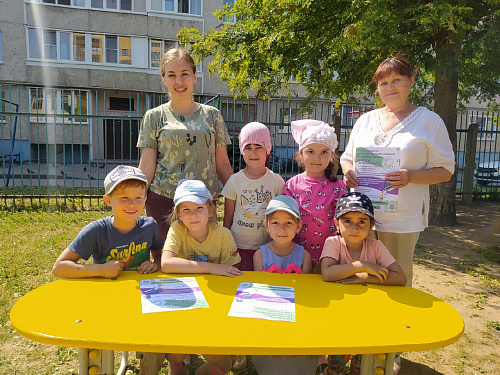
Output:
[52, 165, 163, 278]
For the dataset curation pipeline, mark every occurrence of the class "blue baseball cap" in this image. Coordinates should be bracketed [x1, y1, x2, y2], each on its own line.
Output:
[174, 179, 213, 207]
[265, 195, 301, 219]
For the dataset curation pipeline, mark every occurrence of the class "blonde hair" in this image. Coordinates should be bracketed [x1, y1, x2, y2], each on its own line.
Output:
[160, 47, 196, 78]
[166, 200, 217, 226]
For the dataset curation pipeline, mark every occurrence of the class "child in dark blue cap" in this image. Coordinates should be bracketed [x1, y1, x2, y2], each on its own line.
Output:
[319, 192, 406, 375]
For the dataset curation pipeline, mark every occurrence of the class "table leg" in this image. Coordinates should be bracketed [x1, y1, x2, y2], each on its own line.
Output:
[360, 353, 395, 375]
[78, 348, 115, 374]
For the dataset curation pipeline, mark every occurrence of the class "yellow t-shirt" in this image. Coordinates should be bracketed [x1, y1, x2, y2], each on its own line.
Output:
[163, 221, 241, 266]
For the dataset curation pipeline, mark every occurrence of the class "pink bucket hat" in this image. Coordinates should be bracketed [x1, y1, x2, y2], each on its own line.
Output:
[291, 119, 338, 152]
[239, 122, 272, 154]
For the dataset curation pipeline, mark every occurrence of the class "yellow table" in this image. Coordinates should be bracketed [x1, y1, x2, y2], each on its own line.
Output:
[10, 271, 464, 375]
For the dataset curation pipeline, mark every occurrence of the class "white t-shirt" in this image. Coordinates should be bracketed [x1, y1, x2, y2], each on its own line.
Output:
[221, 169, 285, 249]
[340, 107, 455, 233]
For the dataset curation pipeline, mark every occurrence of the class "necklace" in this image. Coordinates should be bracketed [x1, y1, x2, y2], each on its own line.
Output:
[373, 107, 424, 146]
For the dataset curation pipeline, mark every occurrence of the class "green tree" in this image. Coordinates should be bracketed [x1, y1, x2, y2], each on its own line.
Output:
[180, 0, 500, 225]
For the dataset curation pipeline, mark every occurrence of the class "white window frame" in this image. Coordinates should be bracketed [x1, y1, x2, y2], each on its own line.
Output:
[149, 39, 201, 72]
[149, 0, 202, 16]
[470, 115, 497, 141]
[0, 31, 3, 63]
[30, 88, 89, 124]
[28, 28, 138, 66]
[28, 0, 134, 11]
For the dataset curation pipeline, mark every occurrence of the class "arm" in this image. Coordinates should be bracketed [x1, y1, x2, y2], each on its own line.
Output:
[161, 250, 242, 277]
[223, 198, 236, 229]
[341, 261, 407, 286]
[215, 145, 233, 186]
[385, 167, 453, 189]
[321, 256, 389, 283]
[253, 249, 263, 271]
[137, 249, 161, 274]
[302, 250, 312, 274]
[138, 148, 158, 190]
[52, 248, 123, 279]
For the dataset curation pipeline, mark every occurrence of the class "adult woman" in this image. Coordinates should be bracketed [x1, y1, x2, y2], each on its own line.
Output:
[340, 55, 455, 287]
[137, 47, 233, 241]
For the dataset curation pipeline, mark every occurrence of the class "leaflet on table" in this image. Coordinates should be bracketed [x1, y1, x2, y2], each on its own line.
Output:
[227, 282, 295, 322]
[140, 277, 209, 314]
[354, 147, 400, 213]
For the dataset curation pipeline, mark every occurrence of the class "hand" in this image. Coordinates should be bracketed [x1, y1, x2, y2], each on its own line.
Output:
[209, 264, 243, 277]
[343, 169, 359, 188]
[137, 260, 159, 274]
[99, 260, 124, 278]
[359, 261, 389, 282]
[385, 169, 410, 189]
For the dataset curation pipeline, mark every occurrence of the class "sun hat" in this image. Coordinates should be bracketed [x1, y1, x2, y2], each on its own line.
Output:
[104, 165, 148, 195]
[173, 179, 213, 208]
[239, 122, 272, 154]
[335, 192, 375, 220]
[265, 195, 301, 220]
[291, 119, 338, 152]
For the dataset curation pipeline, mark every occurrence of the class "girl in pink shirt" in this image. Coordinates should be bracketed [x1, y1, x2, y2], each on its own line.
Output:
[319, 192, 406, 375]
[283, 120, 348, 271]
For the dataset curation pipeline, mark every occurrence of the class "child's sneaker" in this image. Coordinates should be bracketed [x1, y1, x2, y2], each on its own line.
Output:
[232, 355, 247, 371]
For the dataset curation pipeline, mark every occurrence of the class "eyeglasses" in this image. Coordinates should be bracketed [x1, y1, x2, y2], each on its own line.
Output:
[377, 78, 411, 91]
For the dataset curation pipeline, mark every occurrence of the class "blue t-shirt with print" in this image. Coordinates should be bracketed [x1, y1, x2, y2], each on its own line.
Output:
[68, 216, 163, 270]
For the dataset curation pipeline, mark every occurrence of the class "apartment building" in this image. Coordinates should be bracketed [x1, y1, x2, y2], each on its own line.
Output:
[0, 0, 247, 163]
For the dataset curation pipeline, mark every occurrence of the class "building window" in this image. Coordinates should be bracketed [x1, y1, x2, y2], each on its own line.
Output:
[92, 34, 104, 62]
[150, 39, 177, 68]
[30, 88, 89, 123]
[150, 0, 201, 15]
[29, 28, 139, 66]
[105, 35, 118, 63]
[223, 0, 240, 23]
[110, 97, 135, 111]
[0, 32, 3, 62]
[73, 33, 86, 61]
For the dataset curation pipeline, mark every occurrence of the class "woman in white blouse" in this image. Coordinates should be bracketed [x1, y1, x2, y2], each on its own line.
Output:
[340, 55, 455, 287]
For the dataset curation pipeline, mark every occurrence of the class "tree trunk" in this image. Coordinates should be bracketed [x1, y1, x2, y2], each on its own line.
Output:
[429, 32, 461, 226]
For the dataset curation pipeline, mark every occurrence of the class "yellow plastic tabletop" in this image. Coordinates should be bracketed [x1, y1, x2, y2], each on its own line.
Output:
[10, 271, 464, 355]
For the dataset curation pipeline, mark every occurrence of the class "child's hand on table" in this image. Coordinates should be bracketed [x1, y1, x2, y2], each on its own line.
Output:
[137, 260, 159, 274]
[100, 260, 124, 278]
[209, 264, 243, 277]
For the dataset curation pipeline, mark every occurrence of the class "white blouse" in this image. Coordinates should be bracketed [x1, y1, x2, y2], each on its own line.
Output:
[340, 107, 455, 233]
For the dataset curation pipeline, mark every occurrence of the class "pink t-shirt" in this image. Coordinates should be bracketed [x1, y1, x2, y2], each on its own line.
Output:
[320, 236, 396, 268]
[283, 174, 348, 266]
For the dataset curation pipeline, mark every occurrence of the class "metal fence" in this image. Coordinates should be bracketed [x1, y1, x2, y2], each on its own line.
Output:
[1, 85, 499, 208]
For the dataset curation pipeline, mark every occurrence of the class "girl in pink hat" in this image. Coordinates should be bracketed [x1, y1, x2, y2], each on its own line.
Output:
[283, 119, 348, 271]
[221, 122, 285, 271]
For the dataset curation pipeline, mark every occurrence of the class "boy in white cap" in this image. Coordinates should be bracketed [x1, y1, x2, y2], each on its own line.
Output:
[52, 165, 163, 278]
[221, 122, 284, 271]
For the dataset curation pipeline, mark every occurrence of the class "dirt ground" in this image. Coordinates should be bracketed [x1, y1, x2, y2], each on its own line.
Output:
[400, 201, 500, 374]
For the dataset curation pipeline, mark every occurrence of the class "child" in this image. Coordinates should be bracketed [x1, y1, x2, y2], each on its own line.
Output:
[161, 179, 242, 375]
[222, 122, 285, 271]
[253, 195, 312, 274]
[252, 195, 314, 375]
[283, 119, 348, 272]
[319, 192, 406, 375]
[52, 165, 163, 279]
